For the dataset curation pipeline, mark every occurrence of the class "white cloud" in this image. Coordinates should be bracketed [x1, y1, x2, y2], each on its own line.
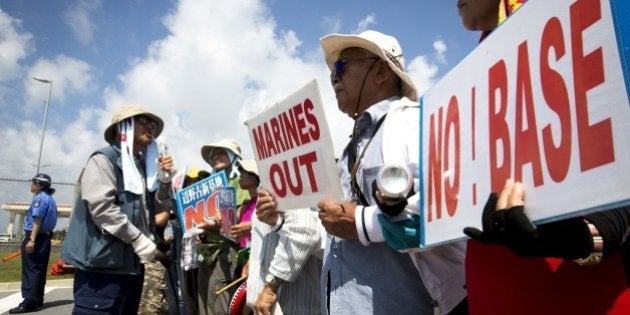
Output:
[408, 55, 439, 96]
[433, 38, 448, 64]
[24, 55, 95, 113]
[354, 13, 376, 33]
[99, 0, 349, 170]
[63, 0, 102, 46]
[407, 38, 448, 96]
[0, 53, 96, 188]
[321, 16, 342, 34]
[0, 10, 32, 82]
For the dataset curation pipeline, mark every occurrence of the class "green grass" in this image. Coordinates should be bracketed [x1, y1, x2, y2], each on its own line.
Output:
[0, 245, 74, 283]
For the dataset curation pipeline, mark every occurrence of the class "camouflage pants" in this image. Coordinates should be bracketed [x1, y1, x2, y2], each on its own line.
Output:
[139, 260, 168, 315]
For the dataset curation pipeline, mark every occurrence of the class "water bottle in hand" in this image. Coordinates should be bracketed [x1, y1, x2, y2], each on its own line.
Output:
[157, 137, 171, 183]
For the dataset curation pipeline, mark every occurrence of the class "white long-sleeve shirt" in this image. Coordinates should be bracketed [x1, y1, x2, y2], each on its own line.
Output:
[246, 208, 324, 314]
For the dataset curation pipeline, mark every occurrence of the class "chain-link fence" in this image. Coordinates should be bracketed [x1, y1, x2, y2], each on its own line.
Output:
[0, 177, 76, 282]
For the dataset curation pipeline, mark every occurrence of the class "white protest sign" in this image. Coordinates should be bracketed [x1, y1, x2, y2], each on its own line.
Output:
[245, 79, 343, 210]
[420, 0, 630, 247]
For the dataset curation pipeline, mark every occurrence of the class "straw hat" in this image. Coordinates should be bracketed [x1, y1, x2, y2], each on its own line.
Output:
[320, 30, 418, 101]
[236, 159, 259, 177]
[103, 104, 164, 144]
[201, 138, 242, 165]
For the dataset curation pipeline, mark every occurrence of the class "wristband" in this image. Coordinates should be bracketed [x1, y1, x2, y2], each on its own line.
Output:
[264, 274, 284, 291]
[573, 219, 603, 266]
[271, 216, 285, 232]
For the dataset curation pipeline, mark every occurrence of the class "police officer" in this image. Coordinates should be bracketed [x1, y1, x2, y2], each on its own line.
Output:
[9, 173, 58, 314]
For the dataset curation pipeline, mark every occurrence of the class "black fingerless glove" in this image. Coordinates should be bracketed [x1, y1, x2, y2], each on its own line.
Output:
[463, 193, 536, 252]
[464, 193, 593, 258]
[371, 180, 408, 216]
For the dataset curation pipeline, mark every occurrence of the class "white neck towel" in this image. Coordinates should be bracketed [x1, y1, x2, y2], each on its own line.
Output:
[119, 118, 160, 195]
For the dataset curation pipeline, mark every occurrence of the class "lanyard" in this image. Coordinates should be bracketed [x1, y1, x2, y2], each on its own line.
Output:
[349, 114, 387, 205]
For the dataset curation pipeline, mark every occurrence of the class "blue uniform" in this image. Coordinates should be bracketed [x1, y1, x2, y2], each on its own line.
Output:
[21, 190, 57, 308]
[25, 192, 57, 232]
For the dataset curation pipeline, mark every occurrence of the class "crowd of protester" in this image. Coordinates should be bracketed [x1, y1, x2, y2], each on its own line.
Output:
[15, 1, 627, 314]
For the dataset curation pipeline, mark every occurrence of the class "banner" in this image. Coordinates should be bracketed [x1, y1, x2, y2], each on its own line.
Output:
[419, 0, 630, 247]
[245, 79, 343, 210]
[175, 171, 229, 236]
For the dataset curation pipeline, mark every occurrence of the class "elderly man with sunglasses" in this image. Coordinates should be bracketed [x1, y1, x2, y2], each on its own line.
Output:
[315, 30, 467, 314]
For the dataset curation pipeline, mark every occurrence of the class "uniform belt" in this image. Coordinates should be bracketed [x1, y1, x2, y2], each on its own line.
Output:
[25, 231, 53, 238]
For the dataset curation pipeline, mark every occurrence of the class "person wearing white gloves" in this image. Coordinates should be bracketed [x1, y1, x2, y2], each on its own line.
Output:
[62, 104, 175, 315]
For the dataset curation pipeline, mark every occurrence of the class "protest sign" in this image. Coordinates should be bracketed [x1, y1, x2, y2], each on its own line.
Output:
[245, 79, 342, 210]
[176, 171, 228, 236]
[217, 187, 237, 242]
[170, 166, 189, 194]
[419, 0, 630, 247]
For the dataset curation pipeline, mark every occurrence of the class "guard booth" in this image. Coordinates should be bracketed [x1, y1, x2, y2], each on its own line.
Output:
[1, 202, 72, 241]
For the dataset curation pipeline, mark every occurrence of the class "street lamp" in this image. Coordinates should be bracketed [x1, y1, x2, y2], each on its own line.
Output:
[33, 77, 52, 174]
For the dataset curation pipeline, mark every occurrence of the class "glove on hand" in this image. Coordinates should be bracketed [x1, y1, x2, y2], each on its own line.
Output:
[371, 180, 408, 217]
[463, 193, 537, 255]
[131, 234, 157, 263]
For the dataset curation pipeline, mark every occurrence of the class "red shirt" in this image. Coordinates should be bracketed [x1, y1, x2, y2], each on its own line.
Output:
[466, 240, 630, 314]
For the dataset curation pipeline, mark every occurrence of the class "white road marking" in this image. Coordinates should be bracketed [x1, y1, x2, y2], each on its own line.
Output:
[0, 287, 56, 314]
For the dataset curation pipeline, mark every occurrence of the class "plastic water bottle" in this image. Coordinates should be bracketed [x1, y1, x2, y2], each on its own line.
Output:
[157, 137, 171, 183]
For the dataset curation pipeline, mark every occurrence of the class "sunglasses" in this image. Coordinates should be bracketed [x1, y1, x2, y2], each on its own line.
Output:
[331, 56, 380, 78]
[136, 116, 158, 132]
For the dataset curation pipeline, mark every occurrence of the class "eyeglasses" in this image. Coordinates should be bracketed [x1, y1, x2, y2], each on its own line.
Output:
[331, 56, 380, 78]
[136, 116, 158, 132]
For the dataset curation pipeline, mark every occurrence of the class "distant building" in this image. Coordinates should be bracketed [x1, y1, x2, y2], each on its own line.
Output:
[1, 202, 72, 240]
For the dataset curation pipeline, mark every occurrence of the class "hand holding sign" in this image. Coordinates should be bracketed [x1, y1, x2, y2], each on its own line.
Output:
[317, 199, 358, 240]
[175, 171, 229, 236]
[245, 79, 343, 211]
[421, 0, 630, 247]
[464, 180, 535, 248]
[256, 189, 281, 226]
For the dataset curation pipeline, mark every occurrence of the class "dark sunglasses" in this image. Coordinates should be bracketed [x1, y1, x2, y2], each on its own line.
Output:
[331, 56, 380, 78]
[136, 116, 158, 132]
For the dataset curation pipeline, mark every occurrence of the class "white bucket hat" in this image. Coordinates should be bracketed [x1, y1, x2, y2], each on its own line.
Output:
[320, 30, 418, 102]
[201, 138, 242, 165]
[104, 104, 164, 144]
[236, 159, 259, 177]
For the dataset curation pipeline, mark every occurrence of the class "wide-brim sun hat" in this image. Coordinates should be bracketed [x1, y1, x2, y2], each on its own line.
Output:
[201, 138, 242, 165]
[104, 104, 164, 144]
[236, 159, 259, 177]
[320, 30, 418, 102]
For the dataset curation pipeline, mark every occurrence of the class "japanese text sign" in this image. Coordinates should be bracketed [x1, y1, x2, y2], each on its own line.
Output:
[176, 171, 227, 236]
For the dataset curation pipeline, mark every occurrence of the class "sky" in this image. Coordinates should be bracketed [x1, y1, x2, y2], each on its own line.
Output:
[0, 0, 481, 206]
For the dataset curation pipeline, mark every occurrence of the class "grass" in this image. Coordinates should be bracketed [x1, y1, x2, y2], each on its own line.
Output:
[0, 244, 74, 283]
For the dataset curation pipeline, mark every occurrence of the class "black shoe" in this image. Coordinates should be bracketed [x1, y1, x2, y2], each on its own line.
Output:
[8, 304, 40, 314]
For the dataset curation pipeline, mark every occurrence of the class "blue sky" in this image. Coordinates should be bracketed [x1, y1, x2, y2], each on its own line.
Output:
[0, 0, 480, 203]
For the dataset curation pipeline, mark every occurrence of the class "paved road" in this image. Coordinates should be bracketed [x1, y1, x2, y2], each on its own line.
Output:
[0, 280, 74, 315]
